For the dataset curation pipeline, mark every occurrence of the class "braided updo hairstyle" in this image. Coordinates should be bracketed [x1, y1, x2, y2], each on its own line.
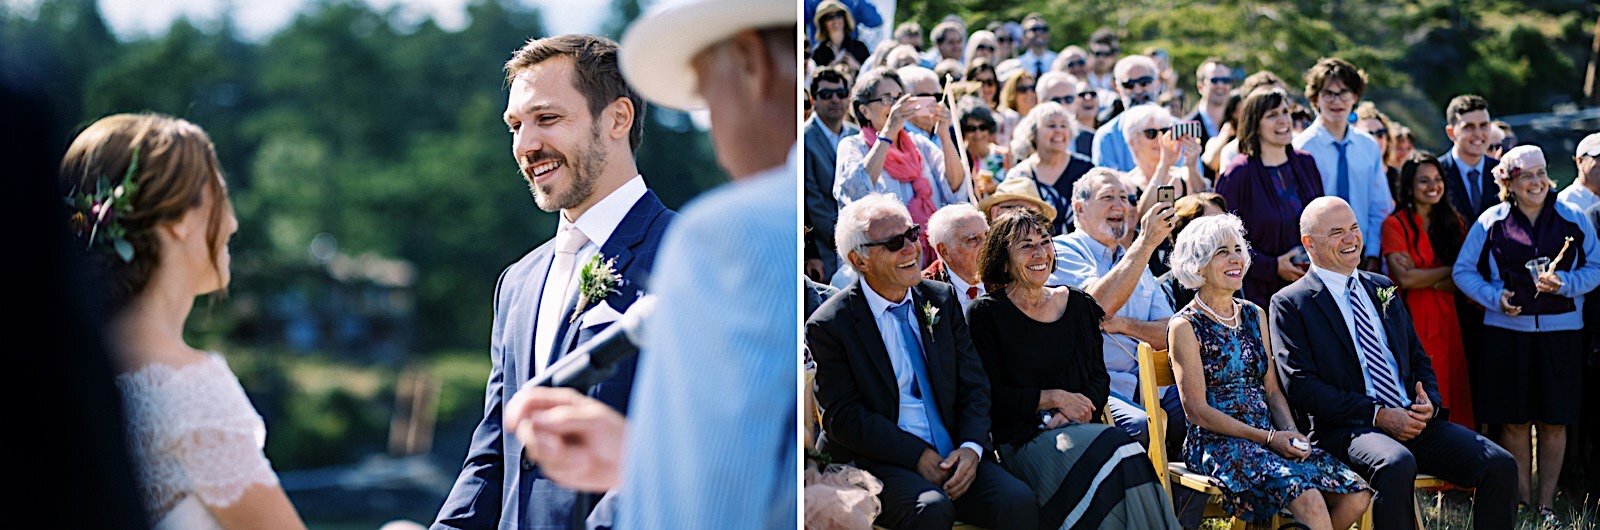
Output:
[60, 113, 232, 309]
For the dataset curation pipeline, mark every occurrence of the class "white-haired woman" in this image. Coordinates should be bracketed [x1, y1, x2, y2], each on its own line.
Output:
[1119, 104, 1208, 218]
[1167, 214, 1370, 529]
[1005, 102, 1092, 234]
[964, 30, 1000, 70]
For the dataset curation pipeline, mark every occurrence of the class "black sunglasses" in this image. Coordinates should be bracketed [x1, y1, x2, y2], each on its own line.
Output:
[1120, 75, 1155, 89]
[1026, 25, 1049, 33]
[976, 44, 995, 53]
[1092, 49, 1118, 57]
[1140, 126, 1172, 140]
[996, 36, 1014, 44]
[1077, 90, 1098, 99]
[814, 87, 848, 101]
[1206, 76, 1234, 85]
[977, 77, 998, 86]
[1370, 128, 1389, 138]
[821, 11, 845, 22]
[1016, 84, 1035, 94]
[962, 121, 995, 133]
[1049, 95, 1075, 105]
[865, 225, 921, 252]
[1065, 59, 1086, 69]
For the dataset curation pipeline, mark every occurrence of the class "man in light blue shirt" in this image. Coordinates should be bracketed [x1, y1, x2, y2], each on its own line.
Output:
[497, 3, 799, 528]
[1092, 55, 1164, 172]
[1292, 58, 1393, 270]
[1046, 169, 1204, 524]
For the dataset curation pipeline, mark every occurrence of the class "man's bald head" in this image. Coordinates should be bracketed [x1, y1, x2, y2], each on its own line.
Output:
[1299, 196, 1363, 274]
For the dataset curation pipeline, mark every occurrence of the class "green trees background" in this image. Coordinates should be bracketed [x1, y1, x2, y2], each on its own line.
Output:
[902, 0, 1595, 151]
[5, 0, 725, 352]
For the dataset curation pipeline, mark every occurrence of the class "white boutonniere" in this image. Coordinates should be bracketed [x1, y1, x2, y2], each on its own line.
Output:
[572, 254, 621, 322]
[1375, 286, 1397, 313]
[921, 301, 940, 335]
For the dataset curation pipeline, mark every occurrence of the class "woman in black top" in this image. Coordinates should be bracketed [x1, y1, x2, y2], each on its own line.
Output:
[966, 210, 1180, 529]
[810, 0, 869, 71]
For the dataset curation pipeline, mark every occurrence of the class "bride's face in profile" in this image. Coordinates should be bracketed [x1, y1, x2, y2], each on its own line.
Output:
[163, 177, 238, 296]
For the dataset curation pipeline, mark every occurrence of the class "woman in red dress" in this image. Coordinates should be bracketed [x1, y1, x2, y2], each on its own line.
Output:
[1380, 153, 1474, 428]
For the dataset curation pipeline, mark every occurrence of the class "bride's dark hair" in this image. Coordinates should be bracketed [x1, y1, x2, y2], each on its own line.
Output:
[60, 113, 232, 309]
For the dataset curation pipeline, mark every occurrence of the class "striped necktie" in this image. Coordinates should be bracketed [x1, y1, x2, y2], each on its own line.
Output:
[1346, 275, 1406, 407]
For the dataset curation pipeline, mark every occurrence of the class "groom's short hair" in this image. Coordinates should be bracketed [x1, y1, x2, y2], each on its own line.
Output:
[506, 34, 646, 152]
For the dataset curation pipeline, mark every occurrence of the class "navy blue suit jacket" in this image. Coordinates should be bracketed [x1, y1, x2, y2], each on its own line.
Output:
[433, 191, 674, 530]
[1268, 270, 1445, 456]
[1440, 149, 1500, 222]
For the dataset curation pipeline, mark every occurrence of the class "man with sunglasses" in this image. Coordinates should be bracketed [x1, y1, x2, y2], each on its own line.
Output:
[1186, 59, 1232, 179]
[809, 193, 1037, 530]
[1017, 13, 1056, 79]
[806, 65, 859, 281]
[1085, 28, 1120, 94]
[985, 20, 1020, 61]
[1291, 57, 1393, 272]
[1092, 54, 1164, 172]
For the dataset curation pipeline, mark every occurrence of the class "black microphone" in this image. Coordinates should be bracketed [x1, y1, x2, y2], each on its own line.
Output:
[533, 295, 656, 390]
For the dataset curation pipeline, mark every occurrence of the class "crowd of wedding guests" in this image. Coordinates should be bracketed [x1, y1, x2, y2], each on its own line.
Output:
[803, 7, 1600, 530]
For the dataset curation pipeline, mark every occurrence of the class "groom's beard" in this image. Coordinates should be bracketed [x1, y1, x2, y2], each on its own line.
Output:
[521, 123, 608, 213]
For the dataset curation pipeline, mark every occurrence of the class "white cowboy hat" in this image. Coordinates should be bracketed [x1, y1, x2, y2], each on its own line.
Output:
[619, 0, 794, 111]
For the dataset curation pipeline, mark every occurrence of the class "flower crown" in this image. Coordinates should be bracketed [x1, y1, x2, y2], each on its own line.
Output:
[65, 147, 141, 262]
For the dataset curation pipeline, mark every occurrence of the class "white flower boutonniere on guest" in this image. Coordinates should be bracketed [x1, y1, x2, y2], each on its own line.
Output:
[573, 254, 621, 322]
[1375, 286, 1397, 313]
[921, 301, 940, 335]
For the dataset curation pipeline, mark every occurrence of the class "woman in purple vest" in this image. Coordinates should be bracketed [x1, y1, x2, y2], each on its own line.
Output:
[1451, 145, 1600, 522]
[1214, 87, 1325, 308]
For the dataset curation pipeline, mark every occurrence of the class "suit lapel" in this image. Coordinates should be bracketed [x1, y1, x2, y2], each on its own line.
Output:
[1306, 272, 1358, 358]
[847, 283, 902, 403]
[1359, 273, 1412, 385]
[550, 191, 665, 364]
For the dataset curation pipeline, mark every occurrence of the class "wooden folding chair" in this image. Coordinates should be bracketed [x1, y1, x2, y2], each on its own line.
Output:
[1137, 342, 1284, 529]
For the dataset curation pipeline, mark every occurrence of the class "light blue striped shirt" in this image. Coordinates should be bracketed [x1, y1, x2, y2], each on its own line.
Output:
[615, 148, 798, 530]
[1293, 120, 1394, 257]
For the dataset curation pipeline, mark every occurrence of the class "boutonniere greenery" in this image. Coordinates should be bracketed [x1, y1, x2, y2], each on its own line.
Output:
[1375, 286, 1397, 313]
[921, 301, 940, 334]
[65, 146, 141, 262]
[572, 254, 621, 322]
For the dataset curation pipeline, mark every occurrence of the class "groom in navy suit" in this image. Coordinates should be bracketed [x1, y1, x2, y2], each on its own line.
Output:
[1270, 197, 1514, 529]
[432, 34, 674, 530]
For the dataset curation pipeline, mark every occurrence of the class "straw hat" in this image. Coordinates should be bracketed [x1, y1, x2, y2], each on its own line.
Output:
[977, 177, 1057, 221]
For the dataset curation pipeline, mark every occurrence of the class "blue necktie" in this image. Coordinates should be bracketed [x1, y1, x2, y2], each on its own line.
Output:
[1467, 169, 1481, 210]
[1346, 276, 1406, 408]
[889, 301, 956, 456]
[1334, 140, 1351, 201]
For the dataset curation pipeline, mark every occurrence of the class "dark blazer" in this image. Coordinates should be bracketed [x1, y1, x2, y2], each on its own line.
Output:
[1440, 149, 1500, 222]
[807, 279, 993, 469]
[804, 116, 859, 274]
[1269, 270, 1445, 455]
[433, 191, 675, 530]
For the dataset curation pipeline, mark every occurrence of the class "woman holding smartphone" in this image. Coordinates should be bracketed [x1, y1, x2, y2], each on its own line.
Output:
[835, 69, 970, 266]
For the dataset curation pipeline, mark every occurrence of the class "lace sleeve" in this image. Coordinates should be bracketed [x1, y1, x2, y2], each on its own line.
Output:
[122, 355, 282, 510]
[173, 426, 281, 507]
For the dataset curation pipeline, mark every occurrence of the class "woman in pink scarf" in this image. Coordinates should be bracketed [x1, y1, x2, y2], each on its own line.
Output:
[833, 69, 970, 265]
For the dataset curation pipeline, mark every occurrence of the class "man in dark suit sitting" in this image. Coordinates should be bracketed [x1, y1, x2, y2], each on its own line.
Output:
[808, 193, 1036, 530]
[1271, 196, 1516, 529]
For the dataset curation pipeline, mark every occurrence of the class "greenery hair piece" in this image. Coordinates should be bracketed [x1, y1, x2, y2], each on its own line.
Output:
[66, 146, 141, 262]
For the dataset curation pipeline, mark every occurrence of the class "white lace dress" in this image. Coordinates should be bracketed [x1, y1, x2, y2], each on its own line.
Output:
[117, 354, 281, 530]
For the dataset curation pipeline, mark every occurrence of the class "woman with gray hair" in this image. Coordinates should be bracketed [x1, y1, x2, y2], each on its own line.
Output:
[1166, 214, 1371, 528]
[1118, 104, 1208, 218]
[1004, 102, 1092, 234]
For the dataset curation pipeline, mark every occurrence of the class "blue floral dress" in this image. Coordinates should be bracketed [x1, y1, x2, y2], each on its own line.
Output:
[1179, 302, 1367, 521]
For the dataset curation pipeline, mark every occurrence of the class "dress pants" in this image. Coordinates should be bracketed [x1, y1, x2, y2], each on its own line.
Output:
[1334, 420, 1516, 529]
[862, 459, 1038, 530]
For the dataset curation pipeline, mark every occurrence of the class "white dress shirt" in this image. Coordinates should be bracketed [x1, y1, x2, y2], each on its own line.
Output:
[1559, 182, 1600, 213]
[861, 282, 985, 459]
[532, 175, 648, 373]
[1294, 121, 1394, 258]
[948, 271, 984, 315]
[1308, 265, 1405, 404]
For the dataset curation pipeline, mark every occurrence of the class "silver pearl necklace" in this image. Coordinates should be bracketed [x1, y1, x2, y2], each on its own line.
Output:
[1194, 295, 1241, 327]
